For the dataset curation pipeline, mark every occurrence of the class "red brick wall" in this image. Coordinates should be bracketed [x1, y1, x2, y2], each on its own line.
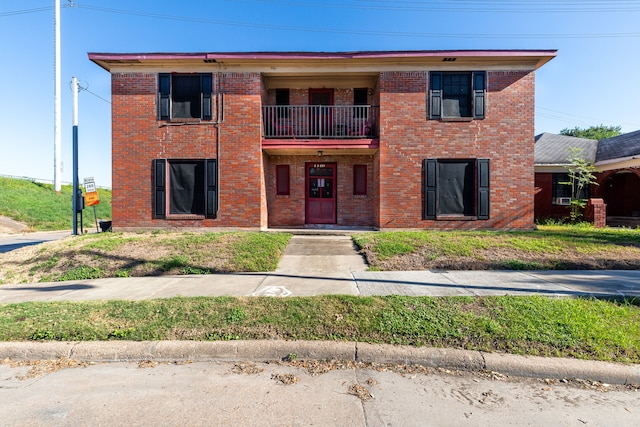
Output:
[534, 172, 572, 220]
[111, 72, 265, 230]
[112, 68, 539, 230]
[265, 154, 376, 227]
[377, 70, 536, 229]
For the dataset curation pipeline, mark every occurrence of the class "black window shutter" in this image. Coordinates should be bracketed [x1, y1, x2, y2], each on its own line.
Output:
[153, 159, 166, 218]
[201, 74, 212, 120]
[205, 159, 218, 218]
[158, 74, 171, 120]
[473, 71, 486, 119]
[429, 72, 442, 119]
[477, 158, 490, 219]
[423, 159, 437, 219]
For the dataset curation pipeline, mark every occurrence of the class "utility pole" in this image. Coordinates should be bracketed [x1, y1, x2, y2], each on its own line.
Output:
[54, 0, 62, 192]
[71, 77, 82, 235]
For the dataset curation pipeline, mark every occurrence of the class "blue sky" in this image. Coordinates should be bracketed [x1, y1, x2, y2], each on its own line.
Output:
[1, 0, 640, 188]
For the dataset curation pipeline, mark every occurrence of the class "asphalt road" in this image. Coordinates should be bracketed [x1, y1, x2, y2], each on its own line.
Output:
[1, 359, 637, 426]
[0, 231, 70, 254]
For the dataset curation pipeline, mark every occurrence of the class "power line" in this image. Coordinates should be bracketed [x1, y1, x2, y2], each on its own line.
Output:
[81, 87, 111, 105]
[0, 7, 51, 17]
[536, 107, 640, 129]
[245, 0, 640, 13]
[72, 4, 640, 39]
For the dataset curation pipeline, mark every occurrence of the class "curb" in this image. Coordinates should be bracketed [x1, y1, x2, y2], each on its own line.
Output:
[1, 340, 639, 386]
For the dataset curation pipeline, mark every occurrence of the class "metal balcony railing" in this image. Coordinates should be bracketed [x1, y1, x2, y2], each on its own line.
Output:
[263, 105, 378, 139]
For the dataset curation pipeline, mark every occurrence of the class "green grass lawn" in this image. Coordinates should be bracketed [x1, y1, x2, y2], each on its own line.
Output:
[353, 225, 640, 270]
[1, 295, 638, 363]
[0, 177, 111, 231]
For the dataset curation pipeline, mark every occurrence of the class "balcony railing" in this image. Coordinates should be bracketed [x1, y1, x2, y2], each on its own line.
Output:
[263, 105, 378, 139]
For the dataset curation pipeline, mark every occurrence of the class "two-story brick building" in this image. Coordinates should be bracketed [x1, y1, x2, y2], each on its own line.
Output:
[89, 50, 556, 231]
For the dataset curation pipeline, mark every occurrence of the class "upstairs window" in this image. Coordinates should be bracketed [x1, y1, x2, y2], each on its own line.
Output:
[429, 71, 486, 120]
[158, 73, 212, 121]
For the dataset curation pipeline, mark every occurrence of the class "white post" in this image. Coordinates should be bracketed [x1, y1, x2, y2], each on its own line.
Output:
[54, 0, 62, 192]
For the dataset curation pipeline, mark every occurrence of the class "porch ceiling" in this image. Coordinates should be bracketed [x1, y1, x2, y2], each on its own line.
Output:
[263, 74, 378, 90]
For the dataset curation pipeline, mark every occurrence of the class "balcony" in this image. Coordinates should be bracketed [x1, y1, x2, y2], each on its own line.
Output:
[263, 105, 379, 139]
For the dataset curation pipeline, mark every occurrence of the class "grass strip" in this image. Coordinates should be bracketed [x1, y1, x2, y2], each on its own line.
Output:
[1, 295, 638, 363]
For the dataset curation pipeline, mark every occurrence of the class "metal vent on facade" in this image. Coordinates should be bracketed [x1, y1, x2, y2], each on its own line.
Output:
[204, 59, 217, 63]
[442, 58, 457, 62]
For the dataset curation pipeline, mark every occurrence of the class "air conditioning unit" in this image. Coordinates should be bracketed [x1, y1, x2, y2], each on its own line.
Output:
[556, 197, 572, 206]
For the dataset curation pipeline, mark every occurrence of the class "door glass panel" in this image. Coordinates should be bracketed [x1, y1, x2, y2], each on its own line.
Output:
[310, 167, 333, 177]
[323, 179, 332, 198]
[309, 178, 320, 198]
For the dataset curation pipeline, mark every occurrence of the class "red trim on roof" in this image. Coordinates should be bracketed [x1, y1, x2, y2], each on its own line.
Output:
[88, 49, 557, 62]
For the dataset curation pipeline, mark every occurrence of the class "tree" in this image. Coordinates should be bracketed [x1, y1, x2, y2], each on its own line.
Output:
[559, 124, 622, 140]
[562, 147, 600, 222]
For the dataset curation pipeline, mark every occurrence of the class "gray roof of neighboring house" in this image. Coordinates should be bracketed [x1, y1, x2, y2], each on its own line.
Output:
[596, 130, 640, 162]
[534, 133, 598, 165]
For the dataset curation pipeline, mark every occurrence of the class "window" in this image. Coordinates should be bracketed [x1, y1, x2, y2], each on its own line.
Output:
[158, 73, 212, 120]
[275, 89, 290, 118]
[429, 71, 486, 119]
[423, 158, 489, 220]
[276, 165, 290, 195]
[153, 159, 217, 218]
[552, 172, 590, 204]
[353, 88, 368, 119]
[353, 165, 367, 195]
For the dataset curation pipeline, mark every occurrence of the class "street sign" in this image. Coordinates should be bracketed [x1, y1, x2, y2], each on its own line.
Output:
[85, 191, 100, 206]
[83, 177, 96, 193]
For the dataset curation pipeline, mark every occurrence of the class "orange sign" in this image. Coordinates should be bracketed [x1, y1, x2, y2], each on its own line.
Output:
[84, 191, 100, 206]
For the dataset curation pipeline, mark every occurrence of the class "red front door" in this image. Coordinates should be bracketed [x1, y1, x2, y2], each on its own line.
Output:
[306, 162, 336, 224]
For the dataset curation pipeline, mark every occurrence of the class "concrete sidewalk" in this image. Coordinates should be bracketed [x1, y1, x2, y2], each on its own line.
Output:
[0, 269, 638, 303]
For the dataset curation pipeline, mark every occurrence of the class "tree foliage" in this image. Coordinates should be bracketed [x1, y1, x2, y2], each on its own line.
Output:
[561, 147, 600, 222]
[560, 124, 622, 140]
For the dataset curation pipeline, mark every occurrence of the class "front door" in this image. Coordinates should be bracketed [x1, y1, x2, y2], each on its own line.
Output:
[306, 162, 336, 224]
[309, 89, 333, 137]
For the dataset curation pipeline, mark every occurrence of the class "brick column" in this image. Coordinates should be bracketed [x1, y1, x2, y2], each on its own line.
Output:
[585, 198, 607, 228]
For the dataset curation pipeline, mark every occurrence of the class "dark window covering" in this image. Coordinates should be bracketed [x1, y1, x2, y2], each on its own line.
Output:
[423, 158, 490, 220]
[153, 159, 217, 218]
[438, 161, 475, 215]
[353, 164, 367, 195]
[169, 161, 205, 215]
[276, 165, 290, 195]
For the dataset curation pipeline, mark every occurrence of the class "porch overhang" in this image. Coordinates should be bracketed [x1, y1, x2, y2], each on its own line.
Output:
[262, 138, 379, 155]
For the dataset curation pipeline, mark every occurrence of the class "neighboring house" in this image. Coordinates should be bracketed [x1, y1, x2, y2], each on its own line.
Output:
[89, 49, 556, 231]
[534, 131, 640, 225]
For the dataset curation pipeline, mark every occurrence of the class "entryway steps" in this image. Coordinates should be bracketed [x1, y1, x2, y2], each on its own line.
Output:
[275, 235, 368, 273]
